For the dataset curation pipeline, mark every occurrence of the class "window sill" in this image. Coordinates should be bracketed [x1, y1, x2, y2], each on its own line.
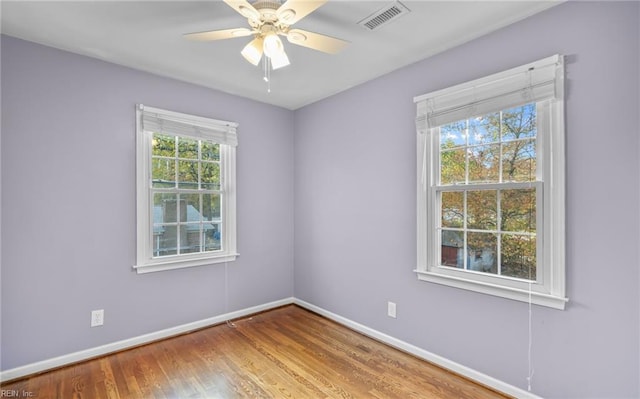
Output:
[134, 253, 238, 274]
[414, 269, 568, 310]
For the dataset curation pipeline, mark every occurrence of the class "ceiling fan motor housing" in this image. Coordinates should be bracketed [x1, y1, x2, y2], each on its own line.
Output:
[252, 0, 284, 23]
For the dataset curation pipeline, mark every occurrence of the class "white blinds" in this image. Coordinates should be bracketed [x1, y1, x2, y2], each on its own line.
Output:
[415, 54, 563, 131]
[139, 105, 238, 147]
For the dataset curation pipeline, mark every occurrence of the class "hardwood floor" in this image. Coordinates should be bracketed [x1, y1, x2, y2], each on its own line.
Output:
[2, 305, 511, 398]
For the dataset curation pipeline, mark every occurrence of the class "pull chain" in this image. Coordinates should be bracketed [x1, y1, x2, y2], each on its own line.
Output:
[263, 57, 271, 93]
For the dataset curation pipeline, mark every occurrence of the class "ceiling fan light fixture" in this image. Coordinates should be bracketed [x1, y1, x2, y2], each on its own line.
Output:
[241, 36, 264, 65]
[270, 50, 290, 70]
[263, 32, 284, 58]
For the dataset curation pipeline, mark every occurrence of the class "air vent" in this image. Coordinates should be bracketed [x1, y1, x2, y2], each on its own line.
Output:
[358, 1, 410, 31]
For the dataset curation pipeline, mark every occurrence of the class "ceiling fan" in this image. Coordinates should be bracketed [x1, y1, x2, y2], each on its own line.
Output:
[184, 0, 349, 70]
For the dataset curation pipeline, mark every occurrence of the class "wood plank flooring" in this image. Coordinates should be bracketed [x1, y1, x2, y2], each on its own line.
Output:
[2, 305, 511, 398]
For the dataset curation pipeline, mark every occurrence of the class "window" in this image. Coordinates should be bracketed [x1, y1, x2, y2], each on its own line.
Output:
[414, 55, 567, 309]
[135, 105, 238, 274]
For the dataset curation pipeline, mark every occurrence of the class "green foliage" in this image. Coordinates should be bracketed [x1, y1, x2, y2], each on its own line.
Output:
[151, 134, 220, 190]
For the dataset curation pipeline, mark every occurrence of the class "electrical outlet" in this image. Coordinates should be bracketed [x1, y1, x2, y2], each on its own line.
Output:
[91, 309, 104, 327]
[387, 301, 397, 318]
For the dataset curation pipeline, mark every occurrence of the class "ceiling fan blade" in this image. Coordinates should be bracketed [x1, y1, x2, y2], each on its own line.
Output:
[276, 0, 327, 25]
[286, 29, 348, 54]
[223, 0, 261, 21]
[184, 28, 253, 41]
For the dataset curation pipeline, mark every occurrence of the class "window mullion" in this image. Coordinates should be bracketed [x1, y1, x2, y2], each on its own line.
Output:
[463, 190, 468, 271]
[464, 119, 470, 185]
[176, 193, 182, 255]
[497, 189, 502, 276]
[435, 181, 537, 191]
[199, 192, 204, 254]
[197, 141, 203, 253]
[175, 135, 182, 255]
[173, 136, 179, 189]
[499, 110, 504, 184]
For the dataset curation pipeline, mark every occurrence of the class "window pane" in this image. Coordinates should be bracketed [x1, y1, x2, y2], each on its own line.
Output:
[441, 191, 464, 228]
[501, 234, 536, 280]
[467, 232, 497, 273]
[468, 113, 499, 145]
[440, 121, 466, 149]
[202, 141, 220, 161]
[177, 137, 198, 159]
[154, 225, 177, 256]
[202, 162, 221, 190]
[152, 134, 175, 157]
[467, 190, 497, 230]
[440, 148, 466, 185]
[202, 193, 221, 222]
[180, 223, 202, 254]
[177, 160, 199, 189]
[205, 223, 222, 252]
[501, 189, 536, 233]
[151, 158, 175, 188]
[182, 194, 201, 222]
[502, 139, 536, 182]
[180, 195, 203, 254]
[502, 104, 536, 141]
[468, 144, 500, 183]
[153, 194, 186, 223]
[441, 230, 463, 267]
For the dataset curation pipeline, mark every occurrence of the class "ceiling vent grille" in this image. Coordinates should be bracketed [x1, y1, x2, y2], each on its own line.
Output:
[358, 1, 410, 31]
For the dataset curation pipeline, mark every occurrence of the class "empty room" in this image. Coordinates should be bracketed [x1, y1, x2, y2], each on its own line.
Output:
[1, 1, 639, 398]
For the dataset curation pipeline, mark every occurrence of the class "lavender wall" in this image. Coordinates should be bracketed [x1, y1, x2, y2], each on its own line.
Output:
[2, 2, 639, 398]
[294, 2, 639, 398]
[1, 36, 294, 370]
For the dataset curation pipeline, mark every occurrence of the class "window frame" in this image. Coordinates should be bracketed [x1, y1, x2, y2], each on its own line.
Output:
[134, 105, 238, 274]
[414, 55, 567, 309]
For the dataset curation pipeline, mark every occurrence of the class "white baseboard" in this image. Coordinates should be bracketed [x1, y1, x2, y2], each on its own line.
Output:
[0, 297, 295, 383]
[2, 296, 541, 399]
[293, 298, 542, 399]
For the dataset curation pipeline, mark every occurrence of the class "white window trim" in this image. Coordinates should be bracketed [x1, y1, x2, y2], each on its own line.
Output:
[414, 55, 567, 310]
[134, 105, 238, 274]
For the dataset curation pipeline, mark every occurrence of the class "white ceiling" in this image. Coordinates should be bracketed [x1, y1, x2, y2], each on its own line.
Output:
[1, 1, 560, 110]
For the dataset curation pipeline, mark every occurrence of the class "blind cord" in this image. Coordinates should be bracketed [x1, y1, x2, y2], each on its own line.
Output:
[527, 279, 534, 391]
[224, 262, 235, 328]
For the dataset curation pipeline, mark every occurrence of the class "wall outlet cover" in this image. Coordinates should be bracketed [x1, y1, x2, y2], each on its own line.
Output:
[91, 309, 104, 327]
[388, 301, 397, 318]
